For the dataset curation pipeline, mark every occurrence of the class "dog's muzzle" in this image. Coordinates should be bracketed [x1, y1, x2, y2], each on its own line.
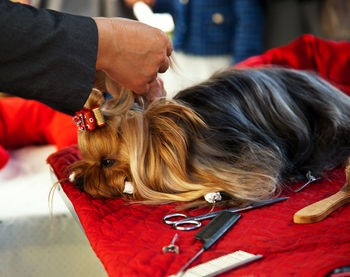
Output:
[75, 176, 85, 192]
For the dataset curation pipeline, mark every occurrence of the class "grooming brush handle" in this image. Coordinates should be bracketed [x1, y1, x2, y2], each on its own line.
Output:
[345, 165, 350, 191]
[293, 185, 350, 224]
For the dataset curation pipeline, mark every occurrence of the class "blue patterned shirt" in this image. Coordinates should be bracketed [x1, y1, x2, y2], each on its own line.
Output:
[154, 0, 264, 64]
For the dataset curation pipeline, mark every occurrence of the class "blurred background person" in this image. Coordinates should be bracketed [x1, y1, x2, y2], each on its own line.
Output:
[264, 0, 350, 49]
[124, 0, 264, 96]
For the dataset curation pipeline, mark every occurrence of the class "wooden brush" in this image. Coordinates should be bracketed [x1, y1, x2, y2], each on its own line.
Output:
[293, 165, 350, 224]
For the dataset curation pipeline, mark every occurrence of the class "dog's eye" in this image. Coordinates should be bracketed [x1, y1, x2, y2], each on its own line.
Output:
[101, 159, 115, 168]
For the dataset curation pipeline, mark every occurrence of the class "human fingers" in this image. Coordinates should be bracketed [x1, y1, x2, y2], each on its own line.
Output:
[158, 57, 170, 73]
[146, 77, 167, 102]
[154, 33, 172, 74]
[166, 39, 173, 57]
[132, 82, 150, 95]
[133, 77, 165, 100]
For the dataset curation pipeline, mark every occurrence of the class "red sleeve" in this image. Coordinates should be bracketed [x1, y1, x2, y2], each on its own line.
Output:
[0, 97, 77, 149]
[236, 34, 350, 95]
[0, 144, 9, 169]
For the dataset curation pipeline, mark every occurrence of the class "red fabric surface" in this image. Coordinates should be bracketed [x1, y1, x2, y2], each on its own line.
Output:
[0, 97, 77, 168]
[48, 146, 350, 277]
[47, 35, 350, 277]
[236, 34, 350, 95]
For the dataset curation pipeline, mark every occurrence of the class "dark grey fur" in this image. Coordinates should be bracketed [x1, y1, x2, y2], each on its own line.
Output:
[174, 68, 350, 184]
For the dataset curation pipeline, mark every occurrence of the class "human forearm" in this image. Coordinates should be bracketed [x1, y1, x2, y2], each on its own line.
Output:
[0, 0, 98, 115]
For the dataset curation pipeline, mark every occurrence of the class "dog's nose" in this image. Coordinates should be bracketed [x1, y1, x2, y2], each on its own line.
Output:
[75, 176, 85, 192]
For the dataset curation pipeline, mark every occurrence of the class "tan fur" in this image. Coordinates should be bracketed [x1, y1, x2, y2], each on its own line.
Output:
[70, 71, 281, 207]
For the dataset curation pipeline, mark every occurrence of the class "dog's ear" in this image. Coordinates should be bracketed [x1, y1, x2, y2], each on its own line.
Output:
[124, 101, 207, 195]
[148, 103, 192, 175]
[146, 101, 206, 137]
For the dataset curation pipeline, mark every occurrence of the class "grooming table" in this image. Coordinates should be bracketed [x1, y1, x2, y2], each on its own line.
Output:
[47, 35, 350, 276]
[47, 145, 350, 277]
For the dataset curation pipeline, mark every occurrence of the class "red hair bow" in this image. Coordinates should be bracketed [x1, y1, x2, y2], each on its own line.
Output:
[73, 107, 105, 131]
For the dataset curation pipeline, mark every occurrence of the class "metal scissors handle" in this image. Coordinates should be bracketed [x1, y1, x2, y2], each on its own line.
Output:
[163, 197, 288, 231]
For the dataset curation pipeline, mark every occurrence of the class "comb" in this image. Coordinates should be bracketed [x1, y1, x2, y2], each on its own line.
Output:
[171, 250, 263, 277]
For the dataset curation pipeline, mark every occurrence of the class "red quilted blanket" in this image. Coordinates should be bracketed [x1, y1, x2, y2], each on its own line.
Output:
[47, 35, 350, 277]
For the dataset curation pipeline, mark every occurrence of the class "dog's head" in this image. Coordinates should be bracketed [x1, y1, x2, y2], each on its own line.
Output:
[70, 72, 208, 203]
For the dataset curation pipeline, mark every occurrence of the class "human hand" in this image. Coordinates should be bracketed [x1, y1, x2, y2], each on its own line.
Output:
[107, 76, 166, 104]
[93, 17, 172, 96]
[123, 0, 155, 7]
[94, 70, 166, 104]
[144, 76, 166, 102]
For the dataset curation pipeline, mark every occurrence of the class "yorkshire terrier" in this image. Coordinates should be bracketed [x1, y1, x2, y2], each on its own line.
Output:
[70, 68, 350, 207]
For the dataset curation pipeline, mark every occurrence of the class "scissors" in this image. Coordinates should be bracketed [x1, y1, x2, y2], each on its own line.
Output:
[163, 197, 289, 231]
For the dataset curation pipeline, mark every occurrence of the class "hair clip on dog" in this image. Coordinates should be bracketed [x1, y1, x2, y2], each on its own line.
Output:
[73, 107, 105, 131]
[204, 192, 222, 203]
[123, 181, 134, 194]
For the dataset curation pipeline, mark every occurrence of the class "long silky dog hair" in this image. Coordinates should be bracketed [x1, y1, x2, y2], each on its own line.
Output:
[70, 68, 350, 207]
